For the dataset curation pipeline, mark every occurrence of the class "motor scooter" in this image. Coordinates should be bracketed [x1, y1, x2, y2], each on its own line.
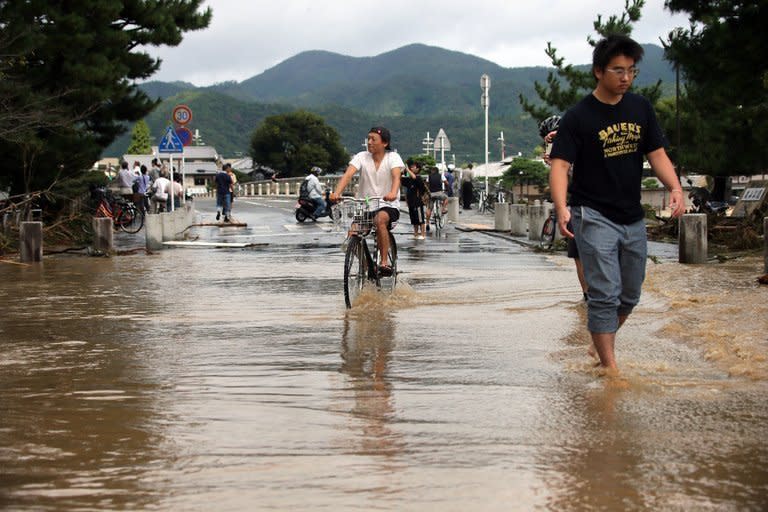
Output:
[295, 190, 333, 222]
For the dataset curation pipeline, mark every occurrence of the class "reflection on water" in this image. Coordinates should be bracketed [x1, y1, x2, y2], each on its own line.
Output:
[1, 223, 767, 510]
[338, 310, 405, 467]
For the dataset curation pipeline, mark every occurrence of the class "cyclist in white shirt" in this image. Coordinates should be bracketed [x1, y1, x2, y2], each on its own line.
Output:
[331, 127, 403, 276]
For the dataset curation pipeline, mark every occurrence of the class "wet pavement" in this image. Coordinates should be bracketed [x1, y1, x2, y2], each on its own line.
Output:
[0, 197, 766, 511]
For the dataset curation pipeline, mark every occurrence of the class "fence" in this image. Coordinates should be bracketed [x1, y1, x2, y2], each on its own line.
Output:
[194, 176, 355, 199]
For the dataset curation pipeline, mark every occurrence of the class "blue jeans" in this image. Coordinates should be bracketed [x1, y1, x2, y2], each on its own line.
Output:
[311, 196, 325, 217]
[216, 192, 231, 216]
[571, 206, 647, 333]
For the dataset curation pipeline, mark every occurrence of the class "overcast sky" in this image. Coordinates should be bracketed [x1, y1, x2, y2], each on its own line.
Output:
[145, 0, 690, 86]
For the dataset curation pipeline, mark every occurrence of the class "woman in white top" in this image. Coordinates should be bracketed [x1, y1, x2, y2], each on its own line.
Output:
[331, 127, 403, 276]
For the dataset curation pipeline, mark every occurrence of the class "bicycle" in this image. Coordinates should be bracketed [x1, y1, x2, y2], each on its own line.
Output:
[477, 189, 495, 214]
[429, 194, 446, 235]
[87, 187, 145, 234]
[540, 208, 557, 249]
[334, 197, 398, 309]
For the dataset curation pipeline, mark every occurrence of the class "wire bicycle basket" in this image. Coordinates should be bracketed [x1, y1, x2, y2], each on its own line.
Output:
[333, 197, 381, 234]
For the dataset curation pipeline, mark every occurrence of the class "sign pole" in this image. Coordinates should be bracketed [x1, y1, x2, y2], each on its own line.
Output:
[169, 154, 174, 212]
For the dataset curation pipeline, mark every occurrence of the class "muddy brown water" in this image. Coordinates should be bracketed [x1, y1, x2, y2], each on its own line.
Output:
[1, 204, 766, 511]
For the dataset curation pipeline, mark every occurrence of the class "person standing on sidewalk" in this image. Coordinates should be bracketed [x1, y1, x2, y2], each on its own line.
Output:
[549, 34, 684, 372]
[461, 164, 475, 209]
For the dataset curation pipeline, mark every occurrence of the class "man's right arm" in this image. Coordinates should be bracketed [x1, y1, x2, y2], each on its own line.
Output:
[549, 158, 573, 237]
[331, 164, 357, 201]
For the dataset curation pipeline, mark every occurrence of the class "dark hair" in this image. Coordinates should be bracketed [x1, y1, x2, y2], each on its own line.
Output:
[369, 126, 391, 150]
[592, 34, 644, 76]
[140, 164, 147, 174]
[222, 163, 232, 170]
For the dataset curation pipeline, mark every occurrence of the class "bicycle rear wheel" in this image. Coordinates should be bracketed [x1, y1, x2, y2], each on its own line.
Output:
[118, 204, 144, 234]
[432, 201, 444, 234]
[344, 237, 367, 309]
[540, 214, 556, 249]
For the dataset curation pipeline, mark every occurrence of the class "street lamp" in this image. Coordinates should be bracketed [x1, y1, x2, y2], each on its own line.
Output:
[480, 74, 490, 195]
[519, 170, 524, 201]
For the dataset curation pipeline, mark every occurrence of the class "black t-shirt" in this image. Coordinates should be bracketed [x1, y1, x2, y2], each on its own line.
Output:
[402, 175, 426, 207]
[550, 92, 667, 224]
[428, 172, 443, 193]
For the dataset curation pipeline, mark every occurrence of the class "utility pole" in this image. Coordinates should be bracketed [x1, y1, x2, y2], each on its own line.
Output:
[498, 131, 505, 160]
[422, 131, 434, 155]
[480, 74, 490, 195]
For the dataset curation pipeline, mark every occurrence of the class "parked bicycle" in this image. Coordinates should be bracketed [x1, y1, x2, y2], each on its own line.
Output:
[477, 189, 493, 214]
[540, 208, 557, 249]
[86, 187, 144, 234]
[334, 197, 397, 309]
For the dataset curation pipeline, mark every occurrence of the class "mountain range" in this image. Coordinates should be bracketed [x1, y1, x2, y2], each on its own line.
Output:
[107, 43, 676, 165]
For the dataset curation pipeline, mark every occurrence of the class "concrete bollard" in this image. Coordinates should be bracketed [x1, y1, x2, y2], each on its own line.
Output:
[257, 183, 263, 196]
[19, 221, 43, 263]
[160, 212, 173, 242]
[447, 197, 459, 222]
[283, 182, 290, 196]
[679, 213, 707, 264]
[145, 213, 163, 251]
[509, 204, 528, 236]
[527, 204, 548, 241]
[494, 203, 511, 231]
[92, 217, 113, 255]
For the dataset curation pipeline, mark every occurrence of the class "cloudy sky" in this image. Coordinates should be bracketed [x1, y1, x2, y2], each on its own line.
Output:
[146, 0, 691, 86]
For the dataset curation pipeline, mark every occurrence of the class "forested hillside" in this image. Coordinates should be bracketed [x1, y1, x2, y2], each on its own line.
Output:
[107, 43, 676, 164]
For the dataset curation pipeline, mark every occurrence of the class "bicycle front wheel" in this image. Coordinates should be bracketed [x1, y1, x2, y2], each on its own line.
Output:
[118, 205, 144, 233]
[376, 231, 397, 293]
[344, 237, 367, 309]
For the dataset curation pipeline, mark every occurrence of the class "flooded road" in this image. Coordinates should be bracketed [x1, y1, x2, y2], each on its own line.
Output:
[1, 198, 766, 511]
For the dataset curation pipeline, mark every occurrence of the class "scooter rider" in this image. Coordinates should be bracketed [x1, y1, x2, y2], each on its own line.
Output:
[304, 166, 326, 218]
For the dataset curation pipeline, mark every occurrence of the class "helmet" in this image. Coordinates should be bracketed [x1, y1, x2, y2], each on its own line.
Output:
[538, 115, 561, 139]
[309, 166, 322, 175]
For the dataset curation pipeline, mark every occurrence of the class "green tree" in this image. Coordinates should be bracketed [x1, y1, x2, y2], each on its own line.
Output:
[0, 0, 211, 195]
[249, 110, 348, 178]
[663, 0, 768, 177]
[519, 0, 662, 124]
[126, 119, 152, 154]
[501, 158, 549, 193]
[406, 154, 437, 173]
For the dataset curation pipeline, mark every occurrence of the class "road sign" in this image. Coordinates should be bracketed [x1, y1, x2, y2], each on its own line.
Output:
[175, 126, 193, 147]
[434, 128, 451, 151]
[172, 104, 193, 125]
[158, 126, 184, 153]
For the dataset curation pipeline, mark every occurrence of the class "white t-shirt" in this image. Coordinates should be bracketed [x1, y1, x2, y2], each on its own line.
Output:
[349, 150, 404, 209]
[152, 177, 171, 200]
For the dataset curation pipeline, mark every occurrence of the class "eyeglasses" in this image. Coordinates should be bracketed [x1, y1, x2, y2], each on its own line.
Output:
[605, 67, 639, 78]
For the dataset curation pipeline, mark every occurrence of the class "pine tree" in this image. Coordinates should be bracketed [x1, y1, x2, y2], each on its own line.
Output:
[126, 120, 152, 154]
[519, 0, 662, 124]
[663, 0, 768, 176]
[0, 0, 211, 194]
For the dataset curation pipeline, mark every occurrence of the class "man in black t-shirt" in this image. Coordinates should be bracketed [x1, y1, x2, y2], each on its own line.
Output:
[549, 34, 685, 372]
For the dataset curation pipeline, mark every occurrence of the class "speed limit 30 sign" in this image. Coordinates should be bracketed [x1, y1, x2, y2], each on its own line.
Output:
[172, 104, 193, 125]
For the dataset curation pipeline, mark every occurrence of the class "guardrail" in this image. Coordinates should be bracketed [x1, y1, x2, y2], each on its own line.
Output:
[192, 176, 356, 199]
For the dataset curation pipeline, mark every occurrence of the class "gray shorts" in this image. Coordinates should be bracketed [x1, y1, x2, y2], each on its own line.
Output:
[572, 206, 647, 333]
